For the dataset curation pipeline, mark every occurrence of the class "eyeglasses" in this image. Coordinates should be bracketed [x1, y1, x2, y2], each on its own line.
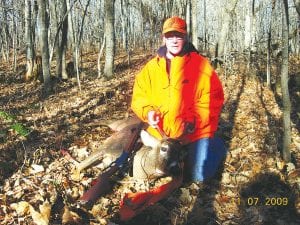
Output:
[165, 35, 185, 41]
[165, 36, 184, 41]
[164, 31, 185, 41]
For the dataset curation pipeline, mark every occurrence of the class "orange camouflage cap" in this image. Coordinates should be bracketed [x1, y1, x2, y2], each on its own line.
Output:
[162, 16, 187, 34]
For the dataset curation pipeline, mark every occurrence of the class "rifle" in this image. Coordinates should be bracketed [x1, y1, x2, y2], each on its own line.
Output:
[79, 121, 145, 206]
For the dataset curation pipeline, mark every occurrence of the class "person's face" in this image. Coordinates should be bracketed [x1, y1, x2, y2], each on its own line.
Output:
[163, 31, 186, 58]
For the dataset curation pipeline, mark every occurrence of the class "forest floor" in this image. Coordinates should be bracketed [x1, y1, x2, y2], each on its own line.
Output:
[0, 51, 299, 225]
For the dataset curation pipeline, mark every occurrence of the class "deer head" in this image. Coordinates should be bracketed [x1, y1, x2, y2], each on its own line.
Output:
[133, 130, 182, 179]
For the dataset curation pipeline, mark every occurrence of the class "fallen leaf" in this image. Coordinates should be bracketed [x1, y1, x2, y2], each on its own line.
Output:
[30, 164, 45, 174]
[71, 187, 80, 199]
[30, 208, 48, 225]
[288, 168, 300, 179]
[276, 160, 285, 170]
[10, 201, 31, 216]
[30, 200, 51, 225]
[62, 206, 81, 224]
[74, 146, 89, 161]
[217, 194, 231, 203]
[286, 162, 296, 173]
[71, 168, 82, 181]
[221, 173, 231, 184]
[39, 201, 51, 222]
[252, 162, 262, 175]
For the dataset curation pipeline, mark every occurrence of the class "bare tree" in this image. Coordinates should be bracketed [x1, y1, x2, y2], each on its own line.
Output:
[37, 0, 52, 96]
[249, 0, 257, 68]
[74, 0, 91, 90]
[162, 0, 174, 19]
[267, 0, 276, 88]
[1, 0, 300, 85]
[32, 0, 38, 49]
[24, 0, 35, 81]
[120, 0, 129, 51]
[1, 0, 10, 62]
[121, 0, 131, 65]
[49, 0, 75, 80]
[215, 0, 239, 64]
[104, 0, 115, 79]
[203, 0, 207, 53]
[66, 0, 75, 62]
[60, 0, 69, 80]
[294, 0, 300, 16]
[281, 0, 291, 162]
[294, 0, 300, 54]
[12, 8, 18, 72]
[49, 0, 61, 78]
[191, 0, 198, 49]
[186, 0, 191, 37]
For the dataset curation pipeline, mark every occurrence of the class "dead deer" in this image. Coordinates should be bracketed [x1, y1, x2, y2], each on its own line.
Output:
[133, 130, 182, 180]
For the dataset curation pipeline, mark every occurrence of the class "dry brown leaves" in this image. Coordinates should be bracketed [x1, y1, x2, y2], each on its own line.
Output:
[0, 54, 299, 225]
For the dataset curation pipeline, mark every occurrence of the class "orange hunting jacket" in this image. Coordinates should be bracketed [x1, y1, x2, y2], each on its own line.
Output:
[131, 45, 224, 144]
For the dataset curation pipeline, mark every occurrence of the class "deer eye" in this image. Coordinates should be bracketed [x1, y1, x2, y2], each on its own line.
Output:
[160, 146, 168, 152]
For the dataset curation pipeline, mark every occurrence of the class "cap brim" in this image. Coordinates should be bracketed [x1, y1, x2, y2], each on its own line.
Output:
[163, 28, 187, 34]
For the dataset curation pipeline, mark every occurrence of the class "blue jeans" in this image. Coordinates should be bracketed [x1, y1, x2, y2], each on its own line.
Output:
[185, 137, 227, 182]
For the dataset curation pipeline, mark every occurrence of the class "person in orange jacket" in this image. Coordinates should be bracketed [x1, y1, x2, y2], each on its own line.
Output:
[131, 16, 226, 182]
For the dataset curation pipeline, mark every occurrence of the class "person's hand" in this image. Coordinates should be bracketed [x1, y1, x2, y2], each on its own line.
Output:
[147, 110, 161, 128]
[184, 121, 195, 134]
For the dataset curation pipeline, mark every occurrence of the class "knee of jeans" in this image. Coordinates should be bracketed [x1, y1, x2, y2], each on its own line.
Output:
[186, 137, 227, 182]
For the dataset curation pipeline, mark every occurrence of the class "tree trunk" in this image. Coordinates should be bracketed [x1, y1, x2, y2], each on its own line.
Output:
[32, 0, 38, 51]
[37, 0, 52, 96]
[267, 0, 276, 88]
[66, 0, 76, 64]
[294, 0, 300, 55]
[215, 0, 239, 61]
[281, 0, 291, 162]
[77, 0, 91, 48]
[49, 0, 71, 79]
[250, 0, 257, 51]
[120, 0, 128, 50]
[97, 36, 105, 78]
[50, 1, 61, 78]
[61, 0, 69, 80]
[12, 11, 17, 72]
[294, 0, 300, 16]
[191, 0, 198, 49]
[1, 0, 10, 62]
[163, 0, 174, 19]
[203, 0, 207, 53]
[104, 0, 115, 79]
[267, 31, 271, 87]
[186, 0, 191, 37]
[72, 0, 90, 90]
[25, 0, 35, 81]
[249, 0, 257, 68]
[124, 0, 131, 65]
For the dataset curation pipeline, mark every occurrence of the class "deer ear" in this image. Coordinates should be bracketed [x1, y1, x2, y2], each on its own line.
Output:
[140, 130, 159, 148]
